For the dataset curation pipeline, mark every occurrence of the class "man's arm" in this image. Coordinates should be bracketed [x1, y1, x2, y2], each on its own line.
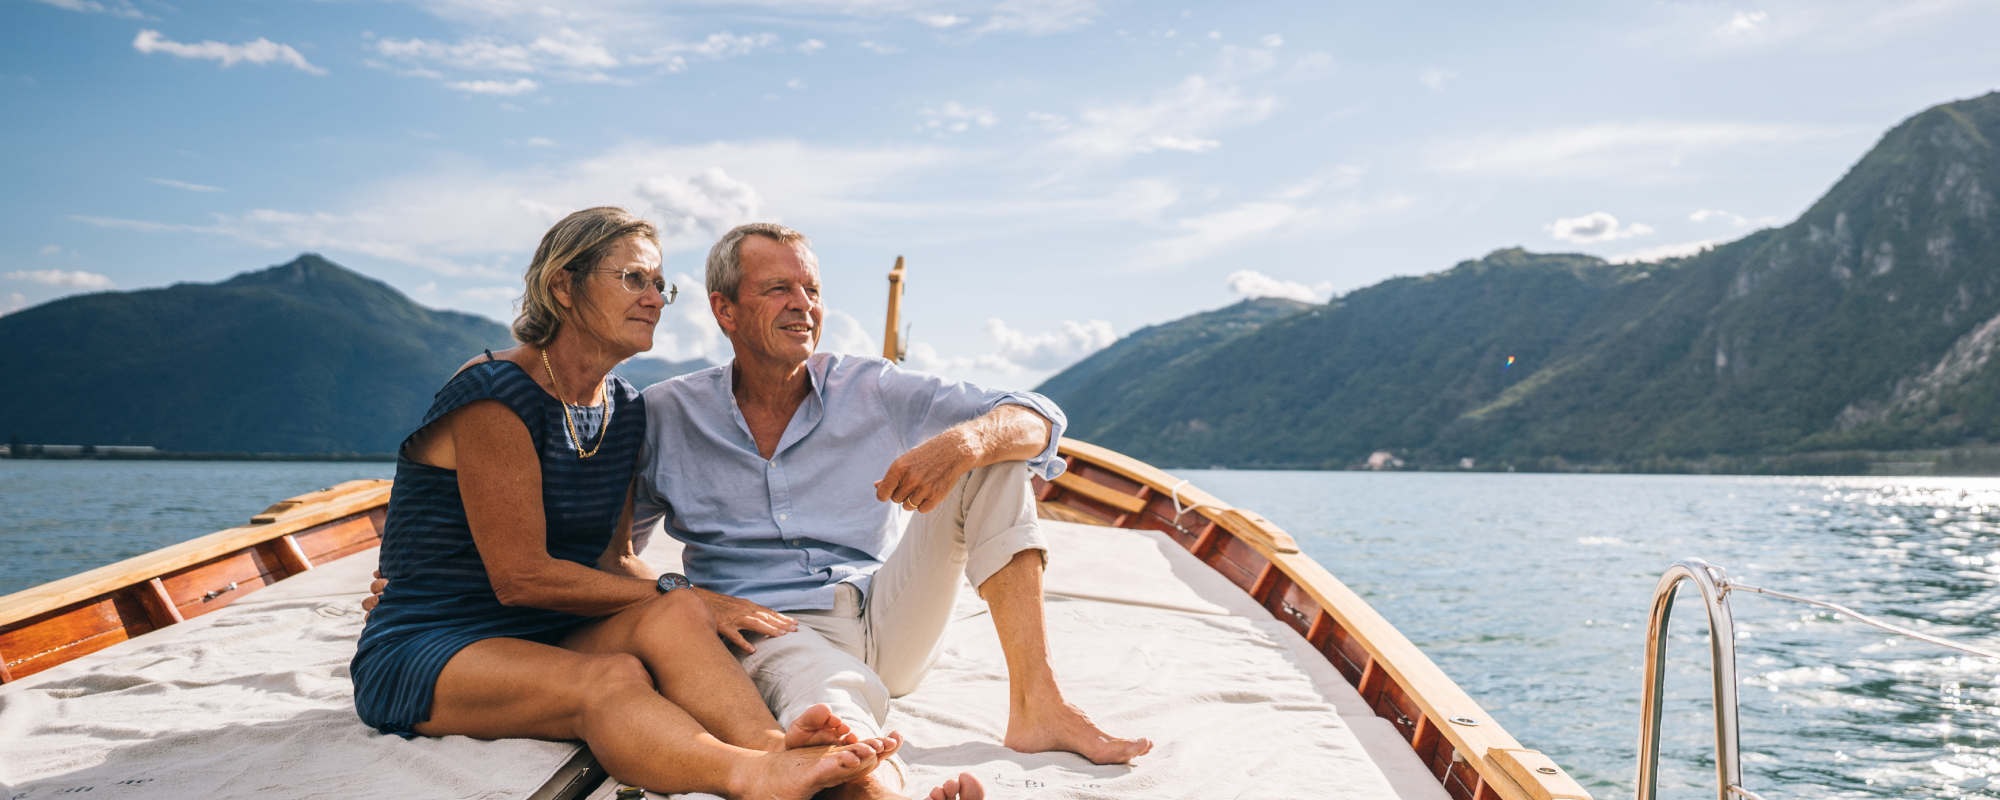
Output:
[874, 404, 1052, 514]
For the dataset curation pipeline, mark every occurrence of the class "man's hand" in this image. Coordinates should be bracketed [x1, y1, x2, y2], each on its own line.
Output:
[877, 405, 1052, 514]
[875, 429, 978, 514]
[693, 587, 798, 653]
[364, 569, 387, 614]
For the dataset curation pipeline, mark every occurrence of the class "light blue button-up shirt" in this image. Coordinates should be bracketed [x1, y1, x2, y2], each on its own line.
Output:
[633, 352, 1067, 612]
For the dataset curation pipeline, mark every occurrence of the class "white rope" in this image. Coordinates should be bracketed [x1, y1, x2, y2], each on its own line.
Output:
[1729, 784, 1771, 800]
[1723, 580, 2000, 661]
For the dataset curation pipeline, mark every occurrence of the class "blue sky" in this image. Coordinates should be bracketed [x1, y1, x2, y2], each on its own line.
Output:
[4, 0, 1998, 388]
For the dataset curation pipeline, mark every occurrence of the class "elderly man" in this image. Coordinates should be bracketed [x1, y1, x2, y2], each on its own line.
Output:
[634, 223, 1150, 800]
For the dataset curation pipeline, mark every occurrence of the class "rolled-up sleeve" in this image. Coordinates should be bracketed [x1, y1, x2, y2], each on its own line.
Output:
[875, 360, 1068, 480]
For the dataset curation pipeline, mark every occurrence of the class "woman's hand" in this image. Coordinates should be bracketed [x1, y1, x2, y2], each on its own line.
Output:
[364, 569, 387, 614]
[692, 587, 798, 653]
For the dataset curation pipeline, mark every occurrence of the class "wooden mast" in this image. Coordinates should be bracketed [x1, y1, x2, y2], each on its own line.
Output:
[883, 256, 907, 362]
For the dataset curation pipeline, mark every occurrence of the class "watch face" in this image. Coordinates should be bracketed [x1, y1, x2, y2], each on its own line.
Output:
[658, 573, 692, 592]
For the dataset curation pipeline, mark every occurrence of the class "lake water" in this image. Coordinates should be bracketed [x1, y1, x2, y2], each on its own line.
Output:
[4, 462, 1997, 799]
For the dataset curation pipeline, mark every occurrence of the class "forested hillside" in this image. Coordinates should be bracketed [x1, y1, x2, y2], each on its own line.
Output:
[1041, 92, 2000, 469]
[0, 255, 703, 454]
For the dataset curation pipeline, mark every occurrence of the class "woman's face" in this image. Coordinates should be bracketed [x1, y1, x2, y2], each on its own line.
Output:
[559, 235, 665, 357]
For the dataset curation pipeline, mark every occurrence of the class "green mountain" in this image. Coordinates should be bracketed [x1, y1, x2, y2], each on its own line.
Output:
[0, 254, 707, 454]
[1041, 91, 2000, 469]
[1037, 297, 1310, 430]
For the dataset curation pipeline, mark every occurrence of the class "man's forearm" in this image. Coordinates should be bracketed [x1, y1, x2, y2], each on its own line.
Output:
[960, 404, 1053, 467]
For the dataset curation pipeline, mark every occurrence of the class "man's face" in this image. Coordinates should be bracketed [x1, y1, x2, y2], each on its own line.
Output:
[712, 234, 823, 369]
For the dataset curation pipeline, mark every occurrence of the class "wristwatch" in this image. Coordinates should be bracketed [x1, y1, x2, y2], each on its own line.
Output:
[656, 572, 693, 594]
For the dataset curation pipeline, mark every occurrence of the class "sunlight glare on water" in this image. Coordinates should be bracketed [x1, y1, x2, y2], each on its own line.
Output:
[1178, 471, 2000, 800]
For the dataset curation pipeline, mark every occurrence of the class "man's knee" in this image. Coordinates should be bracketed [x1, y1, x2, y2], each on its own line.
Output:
[583, 652, 656, 700]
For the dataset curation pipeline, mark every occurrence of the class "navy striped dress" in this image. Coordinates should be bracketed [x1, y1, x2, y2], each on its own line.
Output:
[351, 356, 644, 736]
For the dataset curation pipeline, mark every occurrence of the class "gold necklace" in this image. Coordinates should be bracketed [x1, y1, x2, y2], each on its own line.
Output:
[541, 348, 612, 458]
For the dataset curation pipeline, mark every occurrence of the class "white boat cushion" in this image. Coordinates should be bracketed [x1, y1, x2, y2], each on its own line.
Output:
[0, 550, 583, 800]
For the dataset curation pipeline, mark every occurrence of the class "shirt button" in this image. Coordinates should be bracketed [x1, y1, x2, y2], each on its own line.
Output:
[790, 539, 801, 546]
[779, 514, 788, 520]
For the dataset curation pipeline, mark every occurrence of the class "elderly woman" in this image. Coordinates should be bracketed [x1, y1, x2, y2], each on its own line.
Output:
[351, 207, 895, 799]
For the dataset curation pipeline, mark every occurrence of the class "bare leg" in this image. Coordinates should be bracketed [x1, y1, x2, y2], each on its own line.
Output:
[983, 550, 1154, 764]
[563, 589, 792, 751]
[416, 637, 884, 798]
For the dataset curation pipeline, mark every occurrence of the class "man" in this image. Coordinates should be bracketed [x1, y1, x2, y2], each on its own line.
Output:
[635, 223, 1150, 800]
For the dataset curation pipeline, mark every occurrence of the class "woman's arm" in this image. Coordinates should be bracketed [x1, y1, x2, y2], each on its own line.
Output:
[452, 399, 658, 616]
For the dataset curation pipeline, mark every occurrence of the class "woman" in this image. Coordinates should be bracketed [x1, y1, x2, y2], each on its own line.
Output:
[351, 207, 895, 799]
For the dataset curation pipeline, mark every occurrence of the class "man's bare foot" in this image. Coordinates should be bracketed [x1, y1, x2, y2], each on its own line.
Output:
[1004, 700, 1151, 765]
[726, 742, 883, 800]
[925, 773, 984, 800]
[785, 703, 860, 749]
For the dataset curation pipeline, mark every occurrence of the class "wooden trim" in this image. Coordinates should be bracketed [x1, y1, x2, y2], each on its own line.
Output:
[1051, 440, 1588, 800]
[1051, 471, 1146, 514]
[1489, 749, 1590, 800]
[275, 534, 315, 575]
[136, 578, 184, 627]
[0, 651, 12, 683]
[0, 480, 390, 629]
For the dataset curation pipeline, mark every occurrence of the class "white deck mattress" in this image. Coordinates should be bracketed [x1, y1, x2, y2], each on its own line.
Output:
[0, 520, 1447, 800]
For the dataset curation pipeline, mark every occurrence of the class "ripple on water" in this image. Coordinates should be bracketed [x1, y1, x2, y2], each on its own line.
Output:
[1177, 470, 2000, 800]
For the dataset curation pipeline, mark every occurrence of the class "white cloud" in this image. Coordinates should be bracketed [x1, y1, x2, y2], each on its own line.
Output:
[906, 317, 1116, 375]
[1419, 68, 1454, 91]
[1718, 10, 1769, 36]
[818, 308, 880, 357]
[978, 0, 1100, 35]
[1691, 208, 1749, 225]
[1147, 201, 1318, 265]
[28, 0, 142, 19]
[531, 28, 618, 68]
[2, 293, 27, 315]
[1429, 121, 1843, 178]
[1260, 34, 1283, 47]
[1547, 212, 1653, 243]
[798, 39, 825, 55]
[150, 178, 224, 192]
[1046, 75, 1274, 160]
[38, 244, 62, 256]
[1609, 239, 1719, 264]
[786, 78, 806, 90]
[448, 78, 539, 95]
[638, 32, 780, 72]
[375, 36, 538, 72]
[525, 136, 558, 147]
[133, 30, 327, 75]
[637, 167, 763, 239]
[5, 269, 114, 289]
[859, 41, 902, 54]
[458, 286, 519, 302]
[1227, 270, 1331, 303]
[919, 13, 966, 28]
[920, 102, 998, 134]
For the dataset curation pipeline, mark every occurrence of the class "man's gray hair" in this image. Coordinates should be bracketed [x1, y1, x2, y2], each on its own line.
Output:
[705, 222, 815, 300]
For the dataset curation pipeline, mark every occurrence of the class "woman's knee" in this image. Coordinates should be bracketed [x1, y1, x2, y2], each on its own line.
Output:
[638, 588, 715, 632]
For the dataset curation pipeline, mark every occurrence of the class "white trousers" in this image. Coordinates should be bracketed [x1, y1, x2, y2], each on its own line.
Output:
[736, 461, 1046, 787]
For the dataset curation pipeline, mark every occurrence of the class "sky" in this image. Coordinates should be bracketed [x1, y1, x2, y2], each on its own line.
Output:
[3, 0, 1998, 389]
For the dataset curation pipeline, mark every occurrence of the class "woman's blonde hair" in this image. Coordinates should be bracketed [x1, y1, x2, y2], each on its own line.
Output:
[513, 206, 660, 347]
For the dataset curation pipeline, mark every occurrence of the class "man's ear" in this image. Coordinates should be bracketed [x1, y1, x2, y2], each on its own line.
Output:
[709, 291, 737, 336]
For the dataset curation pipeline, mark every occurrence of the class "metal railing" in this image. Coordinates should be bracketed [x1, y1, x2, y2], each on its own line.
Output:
[1637, 558, 1747, 800]
[1636, 558, 2000, 800]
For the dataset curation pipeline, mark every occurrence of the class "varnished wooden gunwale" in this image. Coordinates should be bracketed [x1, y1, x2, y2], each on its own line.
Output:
[0, 479, 390, 682]
[1036, 438, 1592, 800]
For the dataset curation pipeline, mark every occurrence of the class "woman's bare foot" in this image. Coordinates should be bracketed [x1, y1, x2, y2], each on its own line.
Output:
[925, 773, 984, 800]
[1003, 700, 1151, 765]
[726, 742, 883, 800]
[785, 704, 860, 749]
